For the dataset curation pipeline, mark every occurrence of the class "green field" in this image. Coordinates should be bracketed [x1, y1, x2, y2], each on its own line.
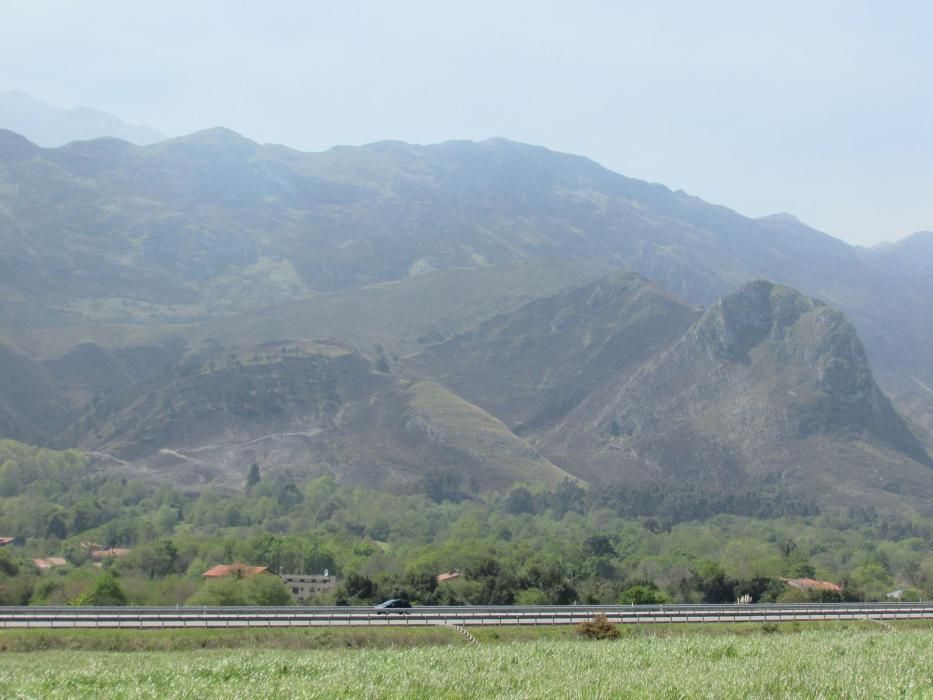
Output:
[0, 628, 929, 699]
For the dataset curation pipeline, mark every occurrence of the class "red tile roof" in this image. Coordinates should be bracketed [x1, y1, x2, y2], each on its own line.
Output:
[0, 537, 16, 546]
[436, 571, 462, 583]
[33, 557, 67, 569]
[782, 577, 843, 592]
[202, 562, 269, 578]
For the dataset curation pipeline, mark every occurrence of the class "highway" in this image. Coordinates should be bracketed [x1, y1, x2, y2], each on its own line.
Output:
[0, 603, 931, 629]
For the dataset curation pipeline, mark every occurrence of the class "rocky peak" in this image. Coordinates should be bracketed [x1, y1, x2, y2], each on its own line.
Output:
[694, 280, 824, 362]
[684, 281, 929, 461]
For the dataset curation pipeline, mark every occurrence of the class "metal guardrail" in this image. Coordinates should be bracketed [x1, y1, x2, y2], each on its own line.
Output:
[0, 603, 930, 629]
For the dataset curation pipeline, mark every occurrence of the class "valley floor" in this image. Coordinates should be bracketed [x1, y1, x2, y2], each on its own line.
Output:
[0, 626, 929, 698]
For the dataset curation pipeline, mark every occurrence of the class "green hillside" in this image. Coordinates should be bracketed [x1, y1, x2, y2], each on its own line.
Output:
[410, 272, 698, 433]
[63, 340, 567, 495]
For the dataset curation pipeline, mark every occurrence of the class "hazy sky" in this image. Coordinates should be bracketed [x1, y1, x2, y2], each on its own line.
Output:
[1, 0, 931, 245]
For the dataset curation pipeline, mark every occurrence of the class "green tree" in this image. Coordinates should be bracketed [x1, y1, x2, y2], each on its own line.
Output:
[44, 511, 68, 540]
[345, 573, 377, 601]
[505, 487, 536, 514]
[186, 574, 293, 606]
[246, 463, 261, 494]
[69, 498, 102, 533]
[584, 535, 616, 557]
[137, 540, 180, 579]
[0, 550, 19, 577]
[187, 578, 249, 606]
[515, 587, 550, 605]
[73, 571, 127, 606]
[0, 578, 34, 606]
[618, 584, 672, 605]
[421, 466, 462, 503]
[244, 574, 293, 606]
[695, 561, 737, 603]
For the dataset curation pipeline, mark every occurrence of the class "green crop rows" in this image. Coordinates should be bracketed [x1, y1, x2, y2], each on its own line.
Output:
[0, 628, 930, 698]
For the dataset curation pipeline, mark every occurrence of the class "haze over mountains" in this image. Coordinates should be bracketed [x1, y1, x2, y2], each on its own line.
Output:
[0, 124, 930, 514]
[0, 91, 166, 147]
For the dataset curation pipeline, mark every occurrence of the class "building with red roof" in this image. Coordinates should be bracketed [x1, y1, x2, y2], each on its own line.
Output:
[782, 577, 843, 592]
[202, 562, 269, 579]
[33, 557, 68, 570]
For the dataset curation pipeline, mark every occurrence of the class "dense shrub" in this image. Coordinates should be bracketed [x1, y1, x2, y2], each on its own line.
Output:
[618, 584, 671, 605]
[576, 614, 620, 640]
[72, 571, 127, 606]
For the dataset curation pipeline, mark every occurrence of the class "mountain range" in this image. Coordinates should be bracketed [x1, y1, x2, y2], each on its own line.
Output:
[0, 91, 166, 147]
[0, 126, 930, 514]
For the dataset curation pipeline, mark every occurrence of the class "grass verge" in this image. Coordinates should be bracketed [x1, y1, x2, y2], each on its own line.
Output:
[1, 618, 928, 652]
[0, 626, 460, 652]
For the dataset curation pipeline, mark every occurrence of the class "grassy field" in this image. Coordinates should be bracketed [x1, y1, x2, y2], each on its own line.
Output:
[0, 627, 929, 698]
[1, 619, 926, 652]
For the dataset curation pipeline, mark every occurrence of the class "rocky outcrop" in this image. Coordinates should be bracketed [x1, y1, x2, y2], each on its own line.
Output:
[539, 281, 932, 508]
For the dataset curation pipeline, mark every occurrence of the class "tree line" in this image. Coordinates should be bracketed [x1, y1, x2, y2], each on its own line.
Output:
[0, 440, 930, 606]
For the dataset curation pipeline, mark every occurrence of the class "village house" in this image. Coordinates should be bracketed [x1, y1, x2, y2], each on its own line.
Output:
[436, 570, 461, 584]
[781, 577, 843, 593]
[201, 563, 269, 579]
[279, 573, 337, 604]
[33, 557, 67, 570]
[199, 563, 337, 602]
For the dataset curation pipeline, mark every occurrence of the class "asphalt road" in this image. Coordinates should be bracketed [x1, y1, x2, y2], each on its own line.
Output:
[0, 603, 930, 629]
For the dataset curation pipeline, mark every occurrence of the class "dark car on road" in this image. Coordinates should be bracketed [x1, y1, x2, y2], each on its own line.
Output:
[374, 599, 412, 614]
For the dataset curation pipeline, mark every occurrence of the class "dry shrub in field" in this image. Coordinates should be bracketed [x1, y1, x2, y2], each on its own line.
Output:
[576, 614, 620, 640]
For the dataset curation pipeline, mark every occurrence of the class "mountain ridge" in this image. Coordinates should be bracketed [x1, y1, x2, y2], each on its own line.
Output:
[0, 126, 931, 509]
[70, 338, 573, 495]
[0, 91, 166, 147]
